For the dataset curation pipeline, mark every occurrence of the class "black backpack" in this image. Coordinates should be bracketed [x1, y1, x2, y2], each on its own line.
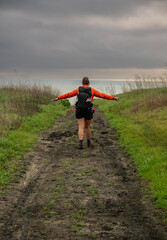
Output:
[76, 86, 92, 109]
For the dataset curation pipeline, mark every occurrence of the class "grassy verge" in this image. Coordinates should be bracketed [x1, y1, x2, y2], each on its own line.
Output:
[0, 84, 70, 187]
[95, 86, 167, 211]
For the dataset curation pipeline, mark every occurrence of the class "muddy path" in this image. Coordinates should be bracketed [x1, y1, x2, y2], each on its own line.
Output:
[0, 107, 166, 240]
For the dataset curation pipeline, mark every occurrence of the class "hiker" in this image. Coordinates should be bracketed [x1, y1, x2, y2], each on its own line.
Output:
[52, 77, 119, 149]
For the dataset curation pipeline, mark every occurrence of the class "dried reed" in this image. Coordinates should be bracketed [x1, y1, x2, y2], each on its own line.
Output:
[0, 82, 60, 136]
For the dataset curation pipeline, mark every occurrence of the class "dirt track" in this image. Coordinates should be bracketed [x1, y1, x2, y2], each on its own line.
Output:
[0, 107, 166, 240]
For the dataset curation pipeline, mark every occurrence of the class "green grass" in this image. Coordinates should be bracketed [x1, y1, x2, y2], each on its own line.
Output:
[72, 210, 86, 220]
[95, 87, 167, 211]
[70, 221, 85, 231]
[0, 100, 69, 186]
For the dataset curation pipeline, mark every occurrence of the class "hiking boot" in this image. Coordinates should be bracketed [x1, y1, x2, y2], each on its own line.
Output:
[78, 145, 84, 149]
[87, 143, 93, 148]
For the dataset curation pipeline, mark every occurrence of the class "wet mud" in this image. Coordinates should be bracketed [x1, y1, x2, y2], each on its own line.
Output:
[0, 107, 166, 240]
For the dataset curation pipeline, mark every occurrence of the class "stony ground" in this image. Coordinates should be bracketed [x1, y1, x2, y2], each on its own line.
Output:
[0, 107, 166, 240]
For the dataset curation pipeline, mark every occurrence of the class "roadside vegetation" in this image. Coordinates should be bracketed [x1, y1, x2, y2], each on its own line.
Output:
[0, 82, 70, 187]
[96, 74, 167, 212]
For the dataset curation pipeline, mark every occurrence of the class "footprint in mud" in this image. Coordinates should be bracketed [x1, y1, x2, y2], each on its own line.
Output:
[49, 130, 72, 139]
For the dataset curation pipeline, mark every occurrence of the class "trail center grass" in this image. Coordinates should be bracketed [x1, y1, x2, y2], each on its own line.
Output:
[95, 87, 167, 212]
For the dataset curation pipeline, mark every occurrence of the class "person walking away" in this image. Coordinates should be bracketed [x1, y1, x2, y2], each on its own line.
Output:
[52, 77, 119, 149]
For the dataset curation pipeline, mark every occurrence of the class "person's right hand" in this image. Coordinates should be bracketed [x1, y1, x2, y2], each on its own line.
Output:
[114, 97, 119, 101]
[52, 98, 59, 102]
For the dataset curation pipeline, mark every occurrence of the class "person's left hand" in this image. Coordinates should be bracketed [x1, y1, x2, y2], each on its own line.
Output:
[52, 98, 59, 102]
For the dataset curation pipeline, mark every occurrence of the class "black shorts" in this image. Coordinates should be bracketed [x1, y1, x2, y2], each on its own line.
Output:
[75, 108, 94, 120]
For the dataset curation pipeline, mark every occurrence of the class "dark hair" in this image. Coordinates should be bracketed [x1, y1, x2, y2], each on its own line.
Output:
[82, 77, 90, 85]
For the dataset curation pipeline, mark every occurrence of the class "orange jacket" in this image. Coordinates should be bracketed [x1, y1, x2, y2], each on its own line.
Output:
[58, 85, 115, 100]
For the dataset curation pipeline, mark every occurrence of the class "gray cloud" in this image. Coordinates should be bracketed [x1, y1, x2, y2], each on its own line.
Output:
[1, 0, 164, 16]
[0, 0, 167, 76]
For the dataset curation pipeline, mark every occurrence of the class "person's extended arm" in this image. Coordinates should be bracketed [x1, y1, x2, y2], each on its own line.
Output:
[92, 88, 119, 100]
[52, 88, 78, 101]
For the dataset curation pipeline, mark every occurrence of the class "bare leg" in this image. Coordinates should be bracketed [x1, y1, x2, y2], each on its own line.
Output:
[85, 119, 92, 140]
[77, 118, 85, 140]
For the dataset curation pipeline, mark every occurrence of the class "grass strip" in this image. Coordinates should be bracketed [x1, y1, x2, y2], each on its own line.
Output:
[95, 87, 167, 211]
[0, 100, 69, 186]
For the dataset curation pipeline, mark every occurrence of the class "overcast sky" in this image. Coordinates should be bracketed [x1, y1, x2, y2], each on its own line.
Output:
[0, 0, 167, 80]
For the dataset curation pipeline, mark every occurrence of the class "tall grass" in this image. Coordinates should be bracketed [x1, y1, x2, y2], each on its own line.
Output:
[0, 82, 60, 136]
[124, 74, 167, 112]
[122, 69, 167, 93]
[0, 82, 69, 186]
[101, 84, 116, 96]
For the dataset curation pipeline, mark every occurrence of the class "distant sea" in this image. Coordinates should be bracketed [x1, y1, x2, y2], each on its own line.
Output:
[24, 79, 132, 104]
[0, 77, 134, 104]
[26, 79, 132, 94]
[0, 77, 133, 93]
[1, 77, 166, 104]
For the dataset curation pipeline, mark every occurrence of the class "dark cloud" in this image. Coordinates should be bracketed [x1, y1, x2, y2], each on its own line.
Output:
[0, 0, 167, 75]
[1, 0, 163, 18]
